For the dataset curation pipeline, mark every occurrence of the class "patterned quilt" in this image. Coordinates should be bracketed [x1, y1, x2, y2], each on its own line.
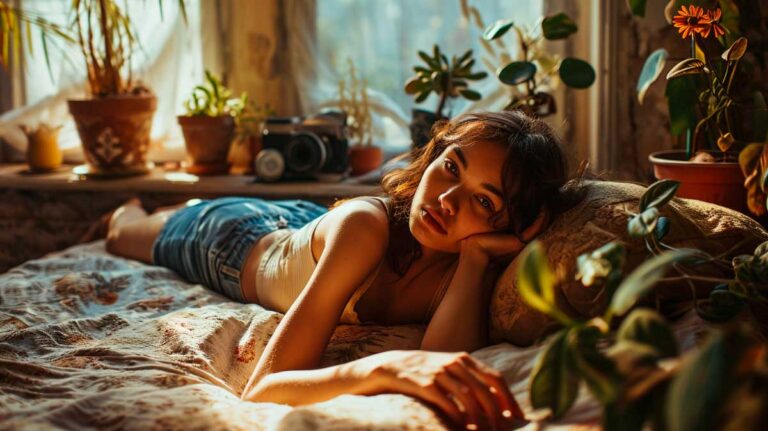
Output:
[0, 241, 707, 430]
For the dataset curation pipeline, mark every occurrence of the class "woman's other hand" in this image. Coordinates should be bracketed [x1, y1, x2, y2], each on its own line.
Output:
[347, 350, 525, 430]
[460, 210, 549, 265]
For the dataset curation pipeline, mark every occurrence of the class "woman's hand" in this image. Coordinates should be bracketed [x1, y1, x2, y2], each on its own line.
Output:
[348, 350, 525, 430]
[460, 210, 549, 265]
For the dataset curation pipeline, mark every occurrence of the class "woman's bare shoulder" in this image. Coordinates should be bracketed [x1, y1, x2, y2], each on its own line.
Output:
[313, 197, 390, 250]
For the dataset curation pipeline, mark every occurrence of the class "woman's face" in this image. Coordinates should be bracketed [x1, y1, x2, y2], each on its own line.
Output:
[409, 141, 510, 254]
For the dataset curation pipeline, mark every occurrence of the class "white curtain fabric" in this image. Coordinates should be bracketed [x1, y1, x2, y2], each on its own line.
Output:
[0, 0, 204, 162]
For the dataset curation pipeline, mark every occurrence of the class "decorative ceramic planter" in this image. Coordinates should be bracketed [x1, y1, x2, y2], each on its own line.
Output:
[68, 95, 156, 176]
[177, 115, 235, 175]
[349, 146, 383, 176]
[649, 150, 747, 213]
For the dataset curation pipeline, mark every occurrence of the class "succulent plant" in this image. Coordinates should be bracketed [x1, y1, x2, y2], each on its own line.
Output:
[403, 44, 488, 119]
[183, 70, 246, 117]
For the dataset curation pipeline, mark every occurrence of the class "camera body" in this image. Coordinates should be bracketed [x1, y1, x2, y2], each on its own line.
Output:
[256, 111, 349, 181]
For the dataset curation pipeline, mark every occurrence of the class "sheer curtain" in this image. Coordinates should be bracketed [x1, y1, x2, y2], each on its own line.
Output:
[293, 0, 545, 153]
[0, 0, 204, 162]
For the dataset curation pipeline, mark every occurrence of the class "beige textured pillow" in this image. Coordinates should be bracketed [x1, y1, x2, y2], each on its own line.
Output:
[489, 180, 768, 346]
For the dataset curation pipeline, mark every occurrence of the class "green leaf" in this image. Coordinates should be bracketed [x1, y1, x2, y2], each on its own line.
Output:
[570, 326, 620, 404]
[665, 328, 757, 431]
[628, 207, 659, 238]
[576, 241, 626, 289]
[640, 179, 680, 211]
[404, 77, 430, 94]
[414, 90, 430, 104]
[542, 13, 578, 40]
[637, 49, 668, 104]
[418, 50, 438, 69]
[617, 309, 678, 357]
[459, 89, 481, 101]
[516, 241, 557, 317]
[483, 19, 514, 40]
[609, 249, 697, 316]
[530, 328, 581, 419]
[665, 74, 699, 136]
[666, 58, 708, 80]
[655, 216, 670, 241]
[559, 57, 595, 89]
[497, 61, 536, 85]
[627, 0, 648, 17]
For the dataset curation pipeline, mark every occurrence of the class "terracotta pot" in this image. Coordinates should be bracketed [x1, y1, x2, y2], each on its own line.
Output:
[349, 146, 383, 176]
[68, 95, 156, 175]
[178, 115, 235, 175]
[649, 150, 747, 213]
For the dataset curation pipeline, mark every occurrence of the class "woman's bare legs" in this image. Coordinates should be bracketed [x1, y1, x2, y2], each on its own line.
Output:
[105, 198, 185, 264]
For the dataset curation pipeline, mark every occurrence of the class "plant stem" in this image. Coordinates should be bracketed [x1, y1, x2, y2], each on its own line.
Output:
[686, 35, 695, 158]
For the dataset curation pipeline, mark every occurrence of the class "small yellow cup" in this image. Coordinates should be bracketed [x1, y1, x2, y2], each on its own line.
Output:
[24, 124, 63, 171]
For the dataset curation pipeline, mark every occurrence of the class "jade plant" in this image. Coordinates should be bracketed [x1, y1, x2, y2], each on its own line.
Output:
[183, 70, 247, 118]
[517, 179, 768, 429]
[461, 0, 595, 117]
[403, 44, 488, 119]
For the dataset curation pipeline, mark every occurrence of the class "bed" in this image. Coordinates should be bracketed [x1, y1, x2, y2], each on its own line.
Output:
[0, 238, 711, 430]
[3, 180, 760, 430]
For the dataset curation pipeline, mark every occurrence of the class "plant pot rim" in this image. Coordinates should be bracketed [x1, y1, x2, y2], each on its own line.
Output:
[648, 150, 740, 167]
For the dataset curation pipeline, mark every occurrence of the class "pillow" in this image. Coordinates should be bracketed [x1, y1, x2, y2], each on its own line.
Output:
[489, 180, 768, 346]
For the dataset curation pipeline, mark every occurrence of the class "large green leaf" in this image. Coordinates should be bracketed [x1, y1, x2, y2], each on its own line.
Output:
[639, 179, 680, 211]
[637, 49, 668, 104]
[542, 13, 578, 40]
[627, 0, 648, 17]
[609, 249, 696, 316]
[559, 57, 595, 89]
[570, 326, 620, 404]
[530, 328, 581, 419]
[617, 309, 678, 357]
[665, 327, 758, 431]
[665, 74, 699, 136]
[483, 19, 514, 40]
[497, 61, 536, 86]
[516, 241, 557, 317]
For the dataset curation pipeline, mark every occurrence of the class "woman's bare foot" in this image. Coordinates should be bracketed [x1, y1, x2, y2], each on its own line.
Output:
[108, 198, 148, 232]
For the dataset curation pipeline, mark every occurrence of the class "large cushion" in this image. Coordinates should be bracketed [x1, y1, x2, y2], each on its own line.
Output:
[490, 180, 768, 346]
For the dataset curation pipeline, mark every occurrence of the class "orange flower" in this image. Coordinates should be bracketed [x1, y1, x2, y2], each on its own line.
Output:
[701, 8, 726, 38]
[673, 5, 706, 39]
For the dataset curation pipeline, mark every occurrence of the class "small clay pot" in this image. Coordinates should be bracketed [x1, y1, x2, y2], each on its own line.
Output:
[349, 146, 383, 176]
[178, 115, 235, 175]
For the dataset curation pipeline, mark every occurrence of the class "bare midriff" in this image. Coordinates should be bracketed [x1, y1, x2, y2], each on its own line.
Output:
[239, 229, 294, 304]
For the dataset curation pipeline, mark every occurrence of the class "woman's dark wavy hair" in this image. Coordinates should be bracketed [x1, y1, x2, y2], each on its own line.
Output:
[381, 110, 581, 275]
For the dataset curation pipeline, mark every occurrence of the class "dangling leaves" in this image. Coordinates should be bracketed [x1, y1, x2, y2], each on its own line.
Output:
[530, 328, 581, 419]
[639, 179, 680, 211]
[628, 207, 660, 237]
[637, 49, 668, 104]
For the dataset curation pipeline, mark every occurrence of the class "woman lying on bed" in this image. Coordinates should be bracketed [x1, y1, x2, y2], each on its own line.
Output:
[106, 110, 571, 430]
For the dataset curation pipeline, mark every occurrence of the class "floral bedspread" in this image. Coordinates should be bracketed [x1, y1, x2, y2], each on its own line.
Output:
[0, 241, 706, 430]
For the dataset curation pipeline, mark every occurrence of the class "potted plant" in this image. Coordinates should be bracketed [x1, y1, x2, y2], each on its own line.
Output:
[337, 59, 379, 176]
[178, 70, 246, 175]
[634, 1, 768, 214]
[228, 101, 273, 175]
[0, 1, 187, 177]
[517, 180, 768, 428]
[403, 44, 487, 149]
[467, 5, 596, 116]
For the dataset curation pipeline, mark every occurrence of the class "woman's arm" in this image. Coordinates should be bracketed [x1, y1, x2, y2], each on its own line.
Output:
[420, 246, 495, 352]
[242, 202, 389, 397]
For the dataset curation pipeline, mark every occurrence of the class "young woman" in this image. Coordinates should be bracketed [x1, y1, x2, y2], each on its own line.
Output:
[106, 110, 572, 430]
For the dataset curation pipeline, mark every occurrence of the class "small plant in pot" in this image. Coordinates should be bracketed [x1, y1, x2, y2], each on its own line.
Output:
[338, 59, 379, 176]
[0, 0, 187, 177]
[228, 101, 274, 175]
[404, 44, 487, 149]
[469, 6, 596, 116]
[178, 70, 246, 175]
[634, 1, 768, 214]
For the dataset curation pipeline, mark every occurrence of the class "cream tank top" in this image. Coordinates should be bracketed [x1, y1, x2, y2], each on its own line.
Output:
[254, 197, 387, 324]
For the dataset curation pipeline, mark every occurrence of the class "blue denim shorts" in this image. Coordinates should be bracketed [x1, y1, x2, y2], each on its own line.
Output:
[152, 197, 327, 302]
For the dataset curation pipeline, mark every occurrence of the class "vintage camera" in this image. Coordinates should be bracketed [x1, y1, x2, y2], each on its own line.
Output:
[255, 111, 349, 181]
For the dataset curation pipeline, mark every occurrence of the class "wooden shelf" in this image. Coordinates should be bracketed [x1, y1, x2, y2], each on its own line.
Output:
[0, 163, 381, 200]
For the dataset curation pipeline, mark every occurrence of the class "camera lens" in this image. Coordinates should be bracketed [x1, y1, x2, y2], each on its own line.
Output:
[285, 132, 327, 174]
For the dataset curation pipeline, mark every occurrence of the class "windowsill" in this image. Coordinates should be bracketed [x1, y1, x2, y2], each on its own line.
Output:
[0, 163, 381, 200]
